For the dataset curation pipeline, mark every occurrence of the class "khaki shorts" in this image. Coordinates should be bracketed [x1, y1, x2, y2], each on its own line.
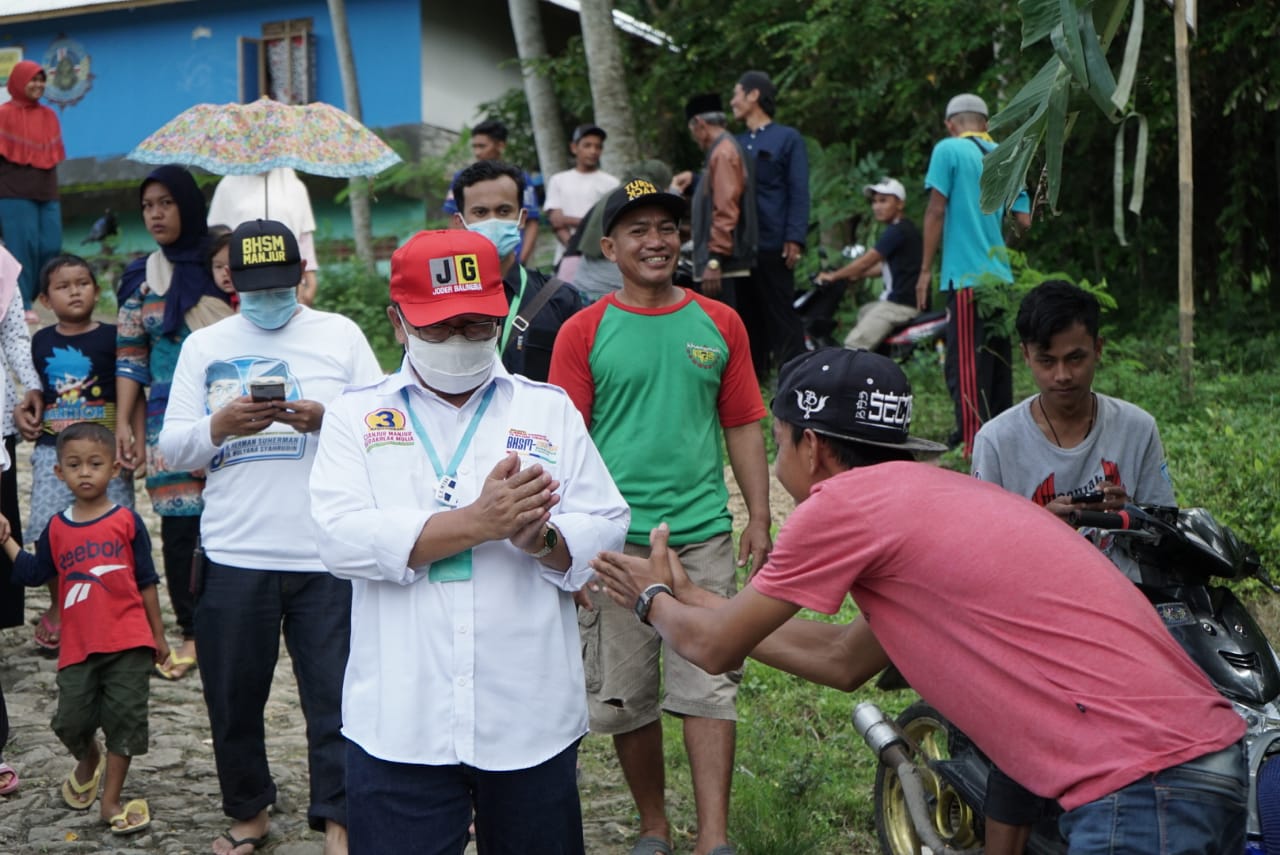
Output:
[579, 532, 741, 734]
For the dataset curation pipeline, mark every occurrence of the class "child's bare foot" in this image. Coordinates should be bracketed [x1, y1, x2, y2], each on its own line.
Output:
[212, 809, 269, 854]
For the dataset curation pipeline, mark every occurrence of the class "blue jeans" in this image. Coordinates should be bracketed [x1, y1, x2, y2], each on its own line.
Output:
[345, 738, 585, 855]
[0, 197, 62, 308]
[1059, 741, 1248, 854]
[195, 561, 350, 830]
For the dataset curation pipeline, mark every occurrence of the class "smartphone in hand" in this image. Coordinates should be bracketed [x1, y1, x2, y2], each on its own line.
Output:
[248, 377, 287, 402]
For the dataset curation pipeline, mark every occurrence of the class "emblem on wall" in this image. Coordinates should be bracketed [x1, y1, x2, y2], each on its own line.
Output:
[42, 36, 93, 109]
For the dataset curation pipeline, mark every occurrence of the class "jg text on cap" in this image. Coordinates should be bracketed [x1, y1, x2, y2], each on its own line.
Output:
[389, 229, 508, 327]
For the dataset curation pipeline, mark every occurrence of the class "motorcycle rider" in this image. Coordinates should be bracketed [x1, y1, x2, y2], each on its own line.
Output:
[970, 279, 1178, 854]
[813, 177, 922, 351]
[590, 347, 1247, 855]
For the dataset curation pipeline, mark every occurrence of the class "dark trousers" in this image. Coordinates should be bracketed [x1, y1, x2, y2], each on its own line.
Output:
[945, 288, 1012, 456]
[195, 561, 351, 830]
[742, 252, 808, 379]
[160, 515, 200, 639]
[346, 737, 585, 855]
[0, 435, 24, 629]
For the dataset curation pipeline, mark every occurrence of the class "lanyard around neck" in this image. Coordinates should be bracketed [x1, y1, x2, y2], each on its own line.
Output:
[400, 384, 497, 482]
[500, 267, 528, 354]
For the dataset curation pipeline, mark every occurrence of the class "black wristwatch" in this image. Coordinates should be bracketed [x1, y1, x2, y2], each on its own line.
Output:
[529, 524, 559, 559]
[633, 583, 674, 625]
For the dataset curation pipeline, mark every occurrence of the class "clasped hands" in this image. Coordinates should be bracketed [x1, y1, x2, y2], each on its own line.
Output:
[470, 452, 560, 553]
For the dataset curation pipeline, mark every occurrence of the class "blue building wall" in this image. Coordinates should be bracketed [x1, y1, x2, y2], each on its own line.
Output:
[0, 0, 422, 160]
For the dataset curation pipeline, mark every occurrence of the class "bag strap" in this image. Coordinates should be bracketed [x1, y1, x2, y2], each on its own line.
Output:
[511, 276, 567, 334]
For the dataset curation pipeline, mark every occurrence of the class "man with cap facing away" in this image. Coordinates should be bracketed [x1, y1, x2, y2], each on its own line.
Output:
[730, 70, 809, 379]
[590, 346, 1249, 855]
[916, 93, 1032, 455]
[544, 123, 621, 265]
[814, 177, 923, 351]
[682, 93, 757, 306]
[549, 180, 772, 855]
[159, 219, 383, 855]
[308, 229, 628, 855]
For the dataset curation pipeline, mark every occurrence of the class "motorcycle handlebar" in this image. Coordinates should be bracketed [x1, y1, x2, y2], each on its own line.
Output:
[1068, 509, 1133, 530]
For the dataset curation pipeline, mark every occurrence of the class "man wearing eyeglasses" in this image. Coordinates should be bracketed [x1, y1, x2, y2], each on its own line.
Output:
[309, 229, 629, 854]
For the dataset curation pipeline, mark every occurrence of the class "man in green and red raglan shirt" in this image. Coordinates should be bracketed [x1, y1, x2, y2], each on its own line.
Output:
[549, 178, 772, 855]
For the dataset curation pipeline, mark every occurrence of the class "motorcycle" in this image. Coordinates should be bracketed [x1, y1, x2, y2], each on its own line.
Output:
[855, 504, 1280, 854]
[793, 245, 947, 362]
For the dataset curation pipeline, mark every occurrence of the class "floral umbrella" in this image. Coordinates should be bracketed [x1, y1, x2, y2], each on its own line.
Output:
[126, 97, 401, 178]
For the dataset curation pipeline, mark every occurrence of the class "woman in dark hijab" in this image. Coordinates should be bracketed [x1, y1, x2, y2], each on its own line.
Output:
[116, 165, 233, 681]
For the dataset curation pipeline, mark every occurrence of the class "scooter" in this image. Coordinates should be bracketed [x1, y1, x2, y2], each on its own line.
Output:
[855, 504, 1280, 855]
[793, 246, 947, 361]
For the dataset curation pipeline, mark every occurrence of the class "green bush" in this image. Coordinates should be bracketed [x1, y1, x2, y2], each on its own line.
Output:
[314, 263, 402, 370]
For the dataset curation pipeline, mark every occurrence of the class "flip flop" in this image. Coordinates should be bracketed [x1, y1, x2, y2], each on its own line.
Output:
[62, 751, 106, 810]
[155, 651, 197, 681]
[630, 836, 674, 855]
[108, 798, 151, 835]
[0, 762, 18, 796]
[34, 611, 60, 650]
[217, 831, 268, 853]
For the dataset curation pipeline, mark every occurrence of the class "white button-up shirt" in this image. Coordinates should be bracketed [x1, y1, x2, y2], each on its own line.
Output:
[310, 359, 629, 770]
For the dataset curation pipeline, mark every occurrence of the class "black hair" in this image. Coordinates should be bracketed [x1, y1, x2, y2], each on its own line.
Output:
[788, 423, 914, 469]
[1015, 279, 1101, 350]
[452, 160, 527, 213]
[207, 225, 233, 263]
[471, 119, 509, 142]
[38, 254, 98, 298]
[55, 421, 117, 460]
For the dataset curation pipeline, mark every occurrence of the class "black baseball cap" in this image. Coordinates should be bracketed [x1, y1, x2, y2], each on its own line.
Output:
[684, 93, 723, 121]
[228, 219, 302, 292]
[773, 348, 947, 454]
[572, 123, 607, 143]
[601, 178, 686, 235]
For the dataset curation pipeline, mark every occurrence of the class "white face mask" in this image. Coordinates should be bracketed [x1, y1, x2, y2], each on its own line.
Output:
[403, 327, 498, 394]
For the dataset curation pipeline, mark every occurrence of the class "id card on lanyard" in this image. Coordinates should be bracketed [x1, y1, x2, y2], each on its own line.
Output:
[401, 385, 497, 582]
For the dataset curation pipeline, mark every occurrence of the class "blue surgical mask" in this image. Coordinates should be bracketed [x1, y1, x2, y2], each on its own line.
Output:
[464, 214, 523, 260]
[239, 288, 299, 330]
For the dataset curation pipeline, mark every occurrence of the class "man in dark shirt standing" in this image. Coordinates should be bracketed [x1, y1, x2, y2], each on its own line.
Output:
[731, 70, 808, 379]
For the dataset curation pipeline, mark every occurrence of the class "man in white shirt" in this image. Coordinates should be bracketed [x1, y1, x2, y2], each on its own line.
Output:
[309, 229, 628, 854]
[544, 124, 620, 264]
[159, 219, 383, 855]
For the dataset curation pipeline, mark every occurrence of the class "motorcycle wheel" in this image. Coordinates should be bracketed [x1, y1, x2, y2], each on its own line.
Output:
[874, 701, 983, 855]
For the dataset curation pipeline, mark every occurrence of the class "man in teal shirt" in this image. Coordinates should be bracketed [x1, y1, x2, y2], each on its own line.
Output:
[916, 93, 1032, 456]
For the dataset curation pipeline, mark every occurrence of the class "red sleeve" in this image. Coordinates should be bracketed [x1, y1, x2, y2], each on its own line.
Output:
[547, 301, 605, 427]
[691, 293, 766, 428]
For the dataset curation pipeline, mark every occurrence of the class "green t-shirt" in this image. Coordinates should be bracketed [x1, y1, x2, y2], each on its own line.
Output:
[549, 289, 765, 544]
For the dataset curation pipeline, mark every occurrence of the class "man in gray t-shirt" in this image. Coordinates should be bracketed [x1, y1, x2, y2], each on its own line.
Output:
[972, 280, 1174, 518]
[970, 279, 1174, 855]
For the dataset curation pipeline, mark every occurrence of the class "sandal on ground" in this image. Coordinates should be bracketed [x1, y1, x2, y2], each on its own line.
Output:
[630, 836, 674, 855]
[0, 762, 18, 795]
[108, 798, 151, 835]
[62, 751, 106, 810]
[155, 650, 197, 680]
[34, 611, 60, 650]
[216, 830, 268, 853]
